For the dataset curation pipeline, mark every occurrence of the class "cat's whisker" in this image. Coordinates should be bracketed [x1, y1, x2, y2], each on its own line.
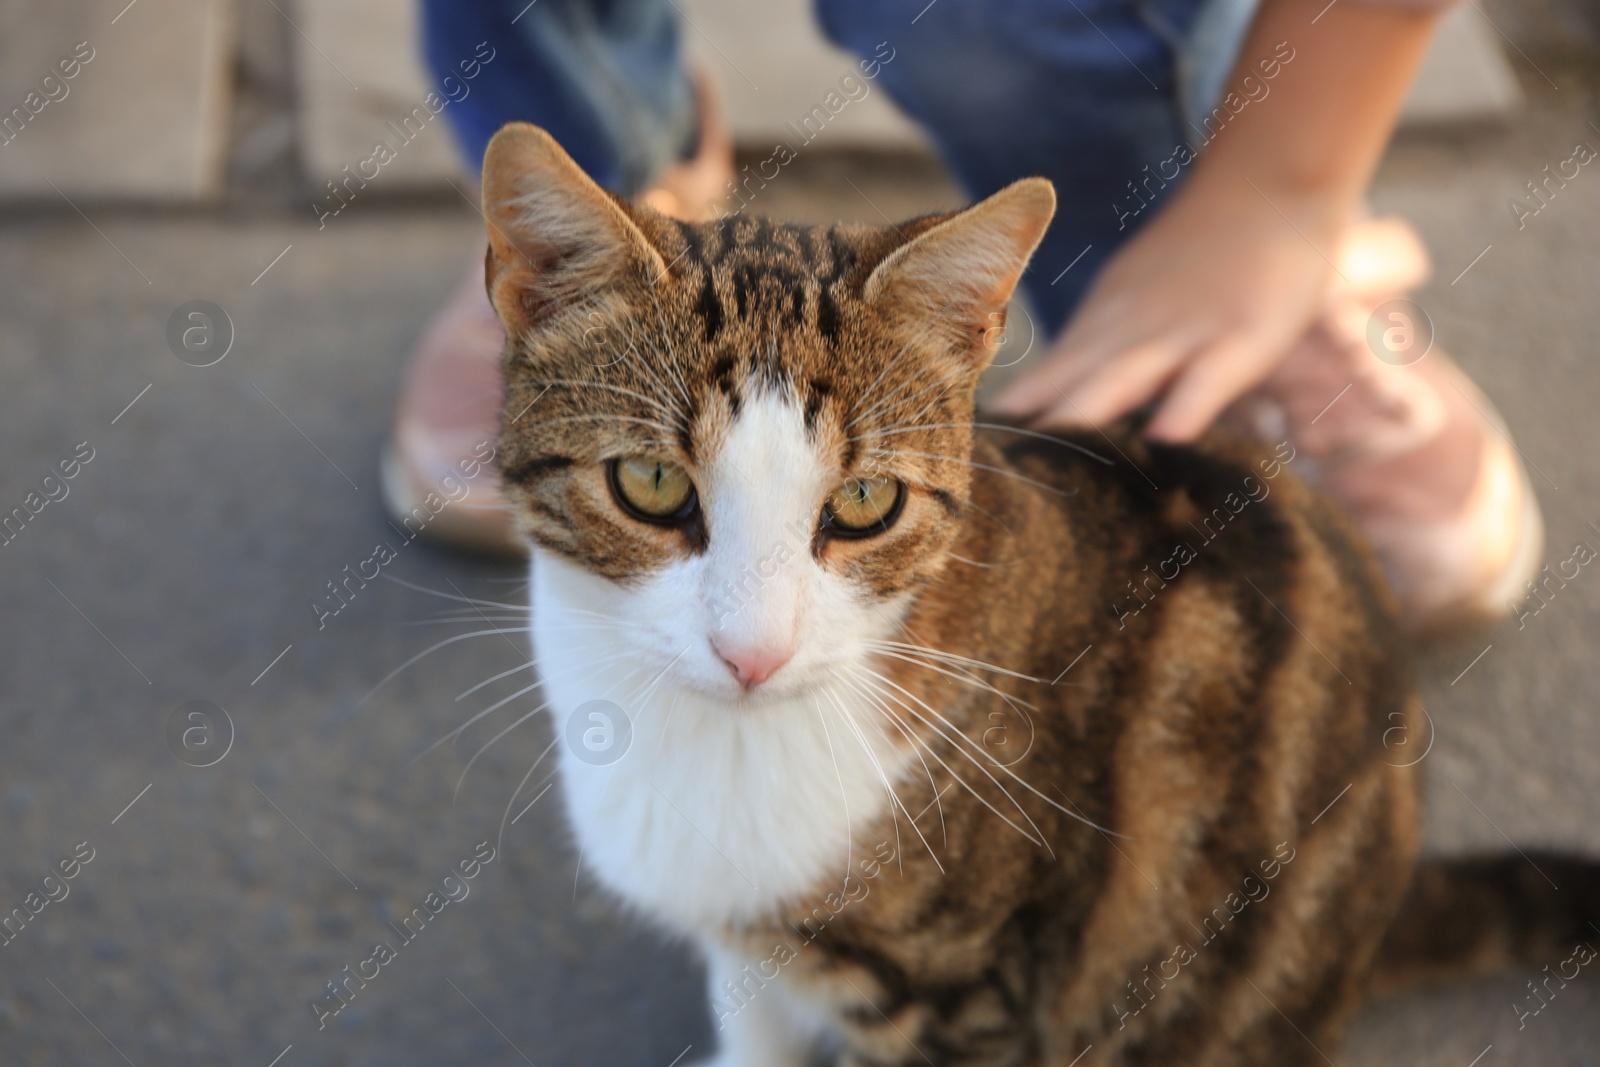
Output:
[889, 633, 1049, 751]
[851, 664, 1057, 851]
[528, 377, 685, 427]
[405, 617, 531, 627]
[888, 623, 1046, 734]
[875, 667, 1032, 738]
[525, 606, 653, 636]
[843, 324, 945, 429]
[456, 658, 537, 702]
[831, 673, 948, 862]
[943, 550, 1022, 569]
[855, 680, 951, 846]
[646, 294, 699, 417]
[858, 351, 967, 429]
[460, 643, 678, 796]
[816, 682, 902, 870]
[407, 620, 634, 637]
[542, 605, 620, 620]
[843, 337, 915, 430]
[822, 673, 941, 877]
[358, 627, 541, 707]
[455, 698, 557, 801]
[872, 375, 969, 438]
[864, 647, 1042, 720]
[538, 413, 680, 437]
[577, 321, 693, 425]
[423, 606, 516, 619]
[809, 691, 858, 886]
[433, 680, 544, 764]
[380, 574, 527, 612]
[618, 644, 691, 723]
[655, 689, 686, 754]
[495, 736, 562, 857]
[415, 612, 624, 633]
[866, 638, 1052, 689]
[538, 604, 647, 627]
[853, 422, 1114, 467]
[858, 692, 952, 858]
[421, 650, 633, 766]
[859, 664, 1126, 841]
[868, 447, 1081, 502]
[847, 664, 1042, 843]
[955, 497, 1018, 540]
[847, 664, 1048, 851]
[845, 352, 959, 433]
[819, 681, 944, 877]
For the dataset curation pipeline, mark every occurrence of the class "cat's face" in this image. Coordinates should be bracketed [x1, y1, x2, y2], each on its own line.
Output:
[481, 124, 1053, 705]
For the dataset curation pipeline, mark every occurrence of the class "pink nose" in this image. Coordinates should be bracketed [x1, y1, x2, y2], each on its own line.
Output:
[712, 639, 794, 690]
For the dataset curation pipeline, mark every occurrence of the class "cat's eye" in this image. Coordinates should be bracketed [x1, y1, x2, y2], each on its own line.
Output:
[821, 476, 903, 536]
[609, 457, 698, 523]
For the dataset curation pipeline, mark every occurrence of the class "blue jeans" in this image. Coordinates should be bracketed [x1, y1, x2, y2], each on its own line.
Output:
[421, 0, 1253, 335]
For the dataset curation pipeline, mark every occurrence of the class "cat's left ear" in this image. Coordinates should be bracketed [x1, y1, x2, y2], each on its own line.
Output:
[481, 121, 668, 337]
[863, 178, 1055, 366]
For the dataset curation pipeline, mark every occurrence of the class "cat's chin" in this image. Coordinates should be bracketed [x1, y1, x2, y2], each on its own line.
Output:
[683, 670, 824, 709]
[552, 661, 921, 932]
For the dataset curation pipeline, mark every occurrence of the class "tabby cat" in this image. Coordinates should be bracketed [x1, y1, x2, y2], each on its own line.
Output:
[481, 122, 1597, 1066]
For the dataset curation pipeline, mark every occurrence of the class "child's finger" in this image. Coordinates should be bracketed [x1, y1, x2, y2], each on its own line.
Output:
[989, 337, 1109, 416]
[1143, 337, 1271, 442]
[1036, 340, 1188, 429]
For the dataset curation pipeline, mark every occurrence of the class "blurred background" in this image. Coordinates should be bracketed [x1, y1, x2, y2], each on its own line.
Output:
[1, 0, 1599, 1064]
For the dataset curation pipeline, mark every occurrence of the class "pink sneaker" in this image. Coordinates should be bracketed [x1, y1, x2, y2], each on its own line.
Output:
[381, 264, 521, 557]
[1221, 218, 1544, 634]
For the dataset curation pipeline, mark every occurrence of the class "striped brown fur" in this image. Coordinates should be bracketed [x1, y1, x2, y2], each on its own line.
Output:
[712, 427, 1423, 1066]
[481, 123, 1600, 1066]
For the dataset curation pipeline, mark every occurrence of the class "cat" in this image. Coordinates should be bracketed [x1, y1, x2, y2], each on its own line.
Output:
[479, 122, 1599, 1066]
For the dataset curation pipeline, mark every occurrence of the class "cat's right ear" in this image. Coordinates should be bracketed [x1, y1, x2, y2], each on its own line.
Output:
[862, 178, 1055, 369]
[480, 122, 667, 337]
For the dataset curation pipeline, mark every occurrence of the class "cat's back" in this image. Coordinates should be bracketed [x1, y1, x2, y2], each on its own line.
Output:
[794, 424, 1427, 1062]
[970, 420, 1405, 699]
[935, 422, 1416, 857]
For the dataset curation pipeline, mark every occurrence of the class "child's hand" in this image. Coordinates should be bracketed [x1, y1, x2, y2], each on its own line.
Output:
[990, 0, 1441, 443]
[991, 182, 1342, 442]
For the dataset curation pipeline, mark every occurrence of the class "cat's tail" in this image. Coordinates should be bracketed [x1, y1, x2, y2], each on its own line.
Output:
[1368, 853, 1600, 996]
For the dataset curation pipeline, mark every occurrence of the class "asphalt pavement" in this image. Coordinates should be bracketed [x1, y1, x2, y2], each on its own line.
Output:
[1, 89, 1599, 1066]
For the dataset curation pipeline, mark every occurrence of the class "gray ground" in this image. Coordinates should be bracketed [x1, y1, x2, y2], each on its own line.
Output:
[3, 60, 1600, 1067]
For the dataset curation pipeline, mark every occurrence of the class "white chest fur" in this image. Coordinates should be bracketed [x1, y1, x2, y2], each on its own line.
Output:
[530, 553, 916, 935]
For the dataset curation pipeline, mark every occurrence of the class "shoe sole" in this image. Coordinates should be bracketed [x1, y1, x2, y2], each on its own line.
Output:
[379, 443, 529, 561]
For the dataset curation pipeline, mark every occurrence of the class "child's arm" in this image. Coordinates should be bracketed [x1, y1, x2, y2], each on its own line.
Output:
[992, 0, 1444, 441]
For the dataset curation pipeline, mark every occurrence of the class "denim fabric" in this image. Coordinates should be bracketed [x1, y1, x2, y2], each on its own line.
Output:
[1174, 0, 1260, 135]
[421, 0, 695, 193]
[424, 0, 1249, 333]
[816, 0, 1221, 333]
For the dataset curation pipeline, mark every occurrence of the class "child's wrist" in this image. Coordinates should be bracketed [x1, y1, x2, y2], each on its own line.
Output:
[1176, 165, 1355, 240]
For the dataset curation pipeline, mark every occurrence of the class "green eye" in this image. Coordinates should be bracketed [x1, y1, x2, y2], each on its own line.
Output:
[822, 476, 903, 535]
[610, 457, 697, 521]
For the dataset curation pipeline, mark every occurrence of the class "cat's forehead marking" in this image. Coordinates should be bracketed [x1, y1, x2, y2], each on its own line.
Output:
[668, 218, 859, 348]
